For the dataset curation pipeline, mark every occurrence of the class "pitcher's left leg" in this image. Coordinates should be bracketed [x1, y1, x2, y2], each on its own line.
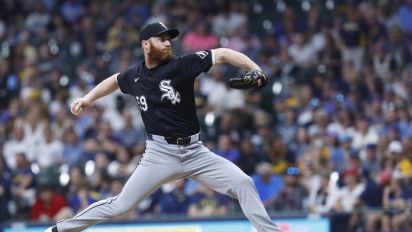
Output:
[184, 145, 281, 232]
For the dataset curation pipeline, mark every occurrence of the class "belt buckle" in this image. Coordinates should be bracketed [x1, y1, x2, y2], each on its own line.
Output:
[176, 138, 184, 145]
[176, 137, 189, 145]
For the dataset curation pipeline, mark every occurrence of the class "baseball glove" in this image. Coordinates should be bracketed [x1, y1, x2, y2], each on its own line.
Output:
[229, 69, 268, 90]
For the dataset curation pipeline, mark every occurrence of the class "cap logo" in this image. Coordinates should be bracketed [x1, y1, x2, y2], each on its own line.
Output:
[159, 22, 167, 29]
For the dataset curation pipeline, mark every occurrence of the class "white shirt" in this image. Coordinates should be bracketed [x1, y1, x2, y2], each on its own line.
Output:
[3, 139, 29, 169]
[337, 183, 365, 212]
[23, 123, 45, 162]
[36, 140, 64, 168]
[352, 128, 379, 150]
[201, 75, 245, 112]
[212, 13, 247, 37]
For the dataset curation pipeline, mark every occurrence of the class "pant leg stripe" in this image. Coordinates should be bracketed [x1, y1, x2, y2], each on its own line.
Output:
[73, 195, 118, 219]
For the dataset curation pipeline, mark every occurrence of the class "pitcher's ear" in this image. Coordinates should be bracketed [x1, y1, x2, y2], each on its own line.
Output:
[141, 40, 150, 52]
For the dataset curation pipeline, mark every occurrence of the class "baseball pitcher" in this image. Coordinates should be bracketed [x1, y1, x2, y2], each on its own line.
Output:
[46, 22, 280, 232]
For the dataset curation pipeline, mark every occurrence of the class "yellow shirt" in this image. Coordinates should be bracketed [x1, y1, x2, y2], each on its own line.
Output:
[399, 158, 412, 177]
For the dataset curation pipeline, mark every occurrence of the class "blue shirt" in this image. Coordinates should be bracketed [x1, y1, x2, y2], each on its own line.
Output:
[63, 142, 84, 166]
[252, 175, 284, 202]
[398, 4, 412, 32]
[69, 194, 97, 213]
[216, 149, 240, 163]
[159, 190, 191, 214]
[190, 192, 229, 210]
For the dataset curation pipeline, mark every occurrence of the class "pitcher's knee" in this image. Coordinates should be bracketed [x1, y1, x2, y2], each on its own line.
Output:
[106, 196, 134, 216]
[235, 175, 254, 188]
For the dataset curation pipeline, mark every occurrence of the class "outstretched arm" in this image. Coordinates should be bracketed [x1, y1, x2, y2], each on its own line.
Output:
[212, 48, 267, 90]
[70, 73, 119, 116]
[212, 48, 261, 71]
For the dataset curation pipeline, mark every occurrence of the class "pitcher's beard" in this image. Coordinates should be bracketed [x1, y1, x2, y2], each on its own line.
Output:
[149, 44, 173, 64]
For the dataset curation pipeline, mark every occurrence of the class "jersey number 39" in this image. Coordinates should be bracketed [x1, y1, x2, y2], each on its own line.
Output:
[136, 95, 148, 111]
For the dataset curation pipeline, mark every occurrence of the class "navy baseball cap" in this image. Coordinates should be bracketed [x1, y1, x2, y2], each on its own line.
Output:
[139, 22, 179, 42]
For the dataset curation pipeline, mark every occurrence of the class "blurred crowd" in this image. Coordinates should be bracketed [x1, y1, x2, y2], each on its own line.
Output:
[1, 0, 412, 231]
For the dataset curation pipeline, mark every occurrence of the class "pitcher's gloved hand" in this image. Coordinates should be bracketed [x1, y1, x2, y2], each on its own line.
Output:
[229, 69, 268, 90]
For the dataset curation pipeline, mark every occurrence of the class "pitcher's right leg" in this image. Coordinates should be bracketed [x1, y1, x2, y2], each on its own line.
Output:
[185, 144, 282, 232]
[56, 143, 183, 232]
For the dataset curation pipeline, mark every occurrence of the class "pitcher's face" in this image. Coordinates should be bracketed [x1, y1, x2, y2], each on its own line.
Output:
[144, 34, 173, 63]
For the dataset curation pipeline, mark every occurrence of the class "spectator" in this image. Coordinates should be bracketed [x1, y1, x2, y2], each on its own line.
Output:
[3, 123, 29, 169]
[212, 2, 247, 37]
[352, 115, 379, 151]
[93, 121, 120, 159]
[36, 125, 64, 170]
[372, 42, 393, 80]
[193, 78, 209, 117]
[31, 184, 73, 221]
[265, 136, 295, 174]
[300, 160, 322, 208]
[288, 32, 318, 67]
[362, 143, 381, 177]
[362, 4, 387, 44]
[60, 0, 84, 25]
[252, 162, 283, 207]
[62, 126, 84, 167]
[367, 177, 411, 232]
[182, 21, 219, 52]
[273, 167, 309, 211]
[271, 7, 303, 46]
[107, 147, 137, 179]
[69, 180, 98, 214]
[333, 168, 365, 213]
[87, 152, 111, 188]
[114, 111, 146, 149]
[101, 95, 126, 132]
[275, 108, 298, 146]
[10, 153, 36, 218]
[108, 178, 123, 198]
[67, 166, 86, 197]
[329, 134, 350, 172]
[51, 108, 71, 140]
[359, 169, 384, 209]
[215, 134, 240, 163]
[388, 140, 412, 178]
[236, 139, 261, 175]
[216, 111, 242, 143]
[226, 25, 260, 54]
[24, 3, 50, 34]
[339, 5, 366, 71]
[0, 61, 19, 109]
[188, 184, 230, 218]
[136, 189, 162, 217]
[23, 107, 47, 162]
[397, 0, 412, 32]
[105, 17, 138, 52]
[203, 66, 245, 112]
[308, 174, 335, 214]
[289, 127, 311, 158]
[145, 2, 167, 25]
[0, 154, 11, 222]
[159, 179, 191, 215]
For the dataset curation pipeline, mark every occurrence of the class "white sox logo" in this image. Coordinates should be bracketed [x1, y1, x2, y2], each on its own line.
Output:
[159, 22, 167, 29]
[195, 51, 208, 59]
[159, 79, 181, 105]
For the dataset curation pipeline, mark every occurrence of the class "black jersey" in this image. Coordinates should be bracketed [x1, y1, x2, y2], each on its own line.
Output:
[117, 50, 214, 137]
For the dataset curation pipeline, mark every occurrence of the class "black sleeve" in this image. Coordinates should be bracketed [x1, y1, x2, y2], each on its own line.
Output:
[116, 65, 136, 94]
[175, 50, 214, 79]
